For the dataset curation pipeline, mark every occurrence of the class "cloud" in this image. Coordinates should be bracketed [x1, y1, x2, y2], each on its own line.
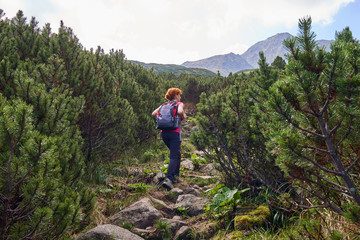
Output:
[0, 0, 354, 64]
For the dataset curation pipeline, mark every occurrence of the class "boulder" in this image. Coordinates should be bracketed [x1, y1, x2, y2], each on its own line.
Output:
[175, 194, 208, 217]
[174, 226, 192, 240]
[76, 224, 144, 240]
[109, 198, 163, 229]
[183, 188, 200, 196]
[150, 196, 175, 216]
[153, 171, 166, 184]
[159, 217, 187, 233]
[171, 187, 184, 199]
[181, 159, 194, 170]
[199, 163, 218, 176]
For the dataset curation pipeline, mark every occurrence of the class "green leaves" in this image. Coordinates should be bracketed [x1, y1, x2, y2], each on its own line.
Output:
[206, 185, 250, 216]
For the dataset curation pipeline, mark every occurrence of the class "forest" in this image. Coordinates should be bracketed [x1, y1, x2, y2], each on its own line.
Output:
[0, 9, 359, 240]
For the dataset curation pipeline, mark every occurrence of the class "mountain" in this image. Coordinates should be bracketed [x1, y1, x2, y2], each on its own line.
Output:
[241, 32, 292, 68]
[181, 32, 333, 76]
[130, 32, 333, 77]
[130, 61, 217, 77]
[181, 52, 253, 76]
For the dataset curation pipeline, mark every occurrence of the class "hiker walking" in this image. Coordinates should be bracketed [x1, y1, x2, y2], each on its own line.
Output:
[152, 88, 187, 190]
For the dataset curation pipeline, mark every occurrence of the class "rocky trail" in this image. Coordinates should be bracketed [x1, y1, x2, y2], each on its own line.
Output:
[75, 113, 270, 240]
[76, 147, 222, 240]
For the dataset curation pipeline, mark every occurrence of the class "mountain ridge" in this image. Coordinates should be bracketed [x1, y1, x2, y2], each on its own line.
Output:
[181, 32, 333, 76]
[131, 32, 333, 77]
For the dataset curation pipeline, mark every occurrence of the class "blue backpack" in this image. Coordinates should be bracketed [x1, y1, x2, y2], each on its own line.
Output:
[156, 101, 181, 130]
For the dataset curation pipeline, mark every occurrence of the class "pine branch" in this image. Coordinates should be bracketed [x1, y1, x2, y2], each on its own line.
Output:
[346, 157, 359, 174]
[291, 148, 342, 176]
[320, 53, 337, 115]
[302, 145, 330, 154]
[329, 120, 342, 137]
[308, 170, 348, 192]
[335, 115, 353, 150]
[275, 101, 324, 138]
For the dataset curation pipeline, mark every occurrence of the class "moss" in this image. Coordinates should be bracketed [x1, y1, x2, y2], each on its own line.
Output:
[234, 205, 271, 230]
[221, 230, 244, 240]
[252, 205, 271, 218]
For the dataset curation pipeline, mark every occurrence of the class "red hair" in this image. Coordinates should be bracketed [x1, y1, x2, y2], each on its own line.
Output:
[165, 88, 182, 100]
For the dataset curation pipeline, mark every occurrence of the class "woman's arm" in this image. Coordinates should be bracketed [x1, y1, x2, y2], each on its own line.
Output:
[152, 106, 161, 118]
[177, 103, 187, 119]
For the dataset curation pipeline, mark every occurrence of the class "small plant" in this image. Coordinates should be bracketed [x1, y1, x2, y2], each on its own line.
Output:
[143, 150, 155, 162]
[191, 153, 207, 169]
[155, 220, 172, 240]
[205, 185, 250, 217]
[119, 221, 134, 231]
[181, 141, 197, 153]
[176, 206, 190, 219]
[127, 183, 152, 193]
[108, 183, 122, 191]
[161, 156, 170, 174]
[104, 199, 122, 216]
[343, 202, 360, 223]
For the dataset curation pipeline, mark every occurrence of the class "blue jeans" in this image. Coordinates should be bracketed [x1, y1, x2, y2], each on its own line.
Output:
[162, 131, 181, 182]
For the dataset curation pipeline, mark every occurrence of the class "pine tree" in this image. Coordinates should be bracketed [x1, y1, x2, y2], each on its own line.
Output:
[191, 74, 284, 188]
[0, 10, 95, 238]
[0, 92, 94, 239]
[267, 17, 360, 214]
[271, 56, 286, 70]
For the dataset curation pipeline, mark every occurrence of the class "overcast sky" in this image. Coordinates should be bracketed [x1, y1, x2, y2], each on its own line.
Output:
[1, 0, 359, 64]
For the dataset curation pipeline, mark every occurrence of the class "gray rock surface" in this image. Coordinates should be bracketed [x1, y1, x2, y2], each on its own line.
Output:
[175, 194, 208, 216]
[183, 188, 200, 196]
[150, 196, 175, 216]
[159, 217, 187, 233]
[152, 171, 165, 184]
[109, 198, 163, 229]
[199, 163, 218, 176]
[174, 226, 192, 240]
[76, 224, 144, 240]
[181, 159, 194, 171]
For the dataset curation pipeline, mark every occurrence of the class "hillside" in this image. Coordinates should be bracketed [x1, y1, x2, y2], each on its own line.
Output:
[182, 32, 333, 76]
[130, 61, 217, 77]
[241, 32, 292, 68]
[181, 52, 253, 76]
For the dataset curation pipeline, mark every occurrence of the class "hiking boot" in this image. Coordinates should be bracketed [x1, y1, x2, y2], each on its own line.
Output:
[162, 178, 174, 190]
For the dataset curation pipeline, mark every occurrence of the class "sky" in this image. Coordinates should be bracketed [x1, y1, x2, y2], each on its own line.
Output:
[1, 0, 359, 65]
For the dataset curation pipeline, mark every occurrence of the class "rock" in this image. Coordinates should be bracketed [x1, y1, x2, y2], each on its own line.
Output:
[153, 171, 166, 184]
[183, 188, 200, 196]
[193, 150, 204, 156]
[159, 217, 187, 233]
[150, 196, 175, 216]
[109, 198, 163, 229]
[171, 187, 184, 198]
[175, 194, 208, 217]
[174, 226, 192, 240]
[172, 215, 183, 220]
[199, 163, 218, 176]
[132, 227, 156, 239]
[181, 159, 194, 170]
[76, 224, 144, 240]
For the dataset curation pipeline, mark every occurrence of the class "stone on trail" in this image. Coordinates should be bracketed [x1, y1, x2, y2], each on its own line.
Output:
[109, 197, 163, 229]
[174, 226, 192, 240]
[159, 217, 187, 233]
[76, 224, 144, 240]
[181, 159, 195, 170]
[175, 194, 208, 217]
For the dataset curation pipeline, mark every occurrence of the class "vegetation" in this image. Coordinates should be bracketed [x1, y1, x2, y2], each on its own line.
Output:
[130, 60, 217, 77]
[0, 8, 359, 240]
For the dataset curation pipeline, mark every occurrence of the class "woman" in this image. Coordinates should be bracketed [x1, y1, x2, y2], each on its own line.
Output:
[152, 88, 187, 190]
